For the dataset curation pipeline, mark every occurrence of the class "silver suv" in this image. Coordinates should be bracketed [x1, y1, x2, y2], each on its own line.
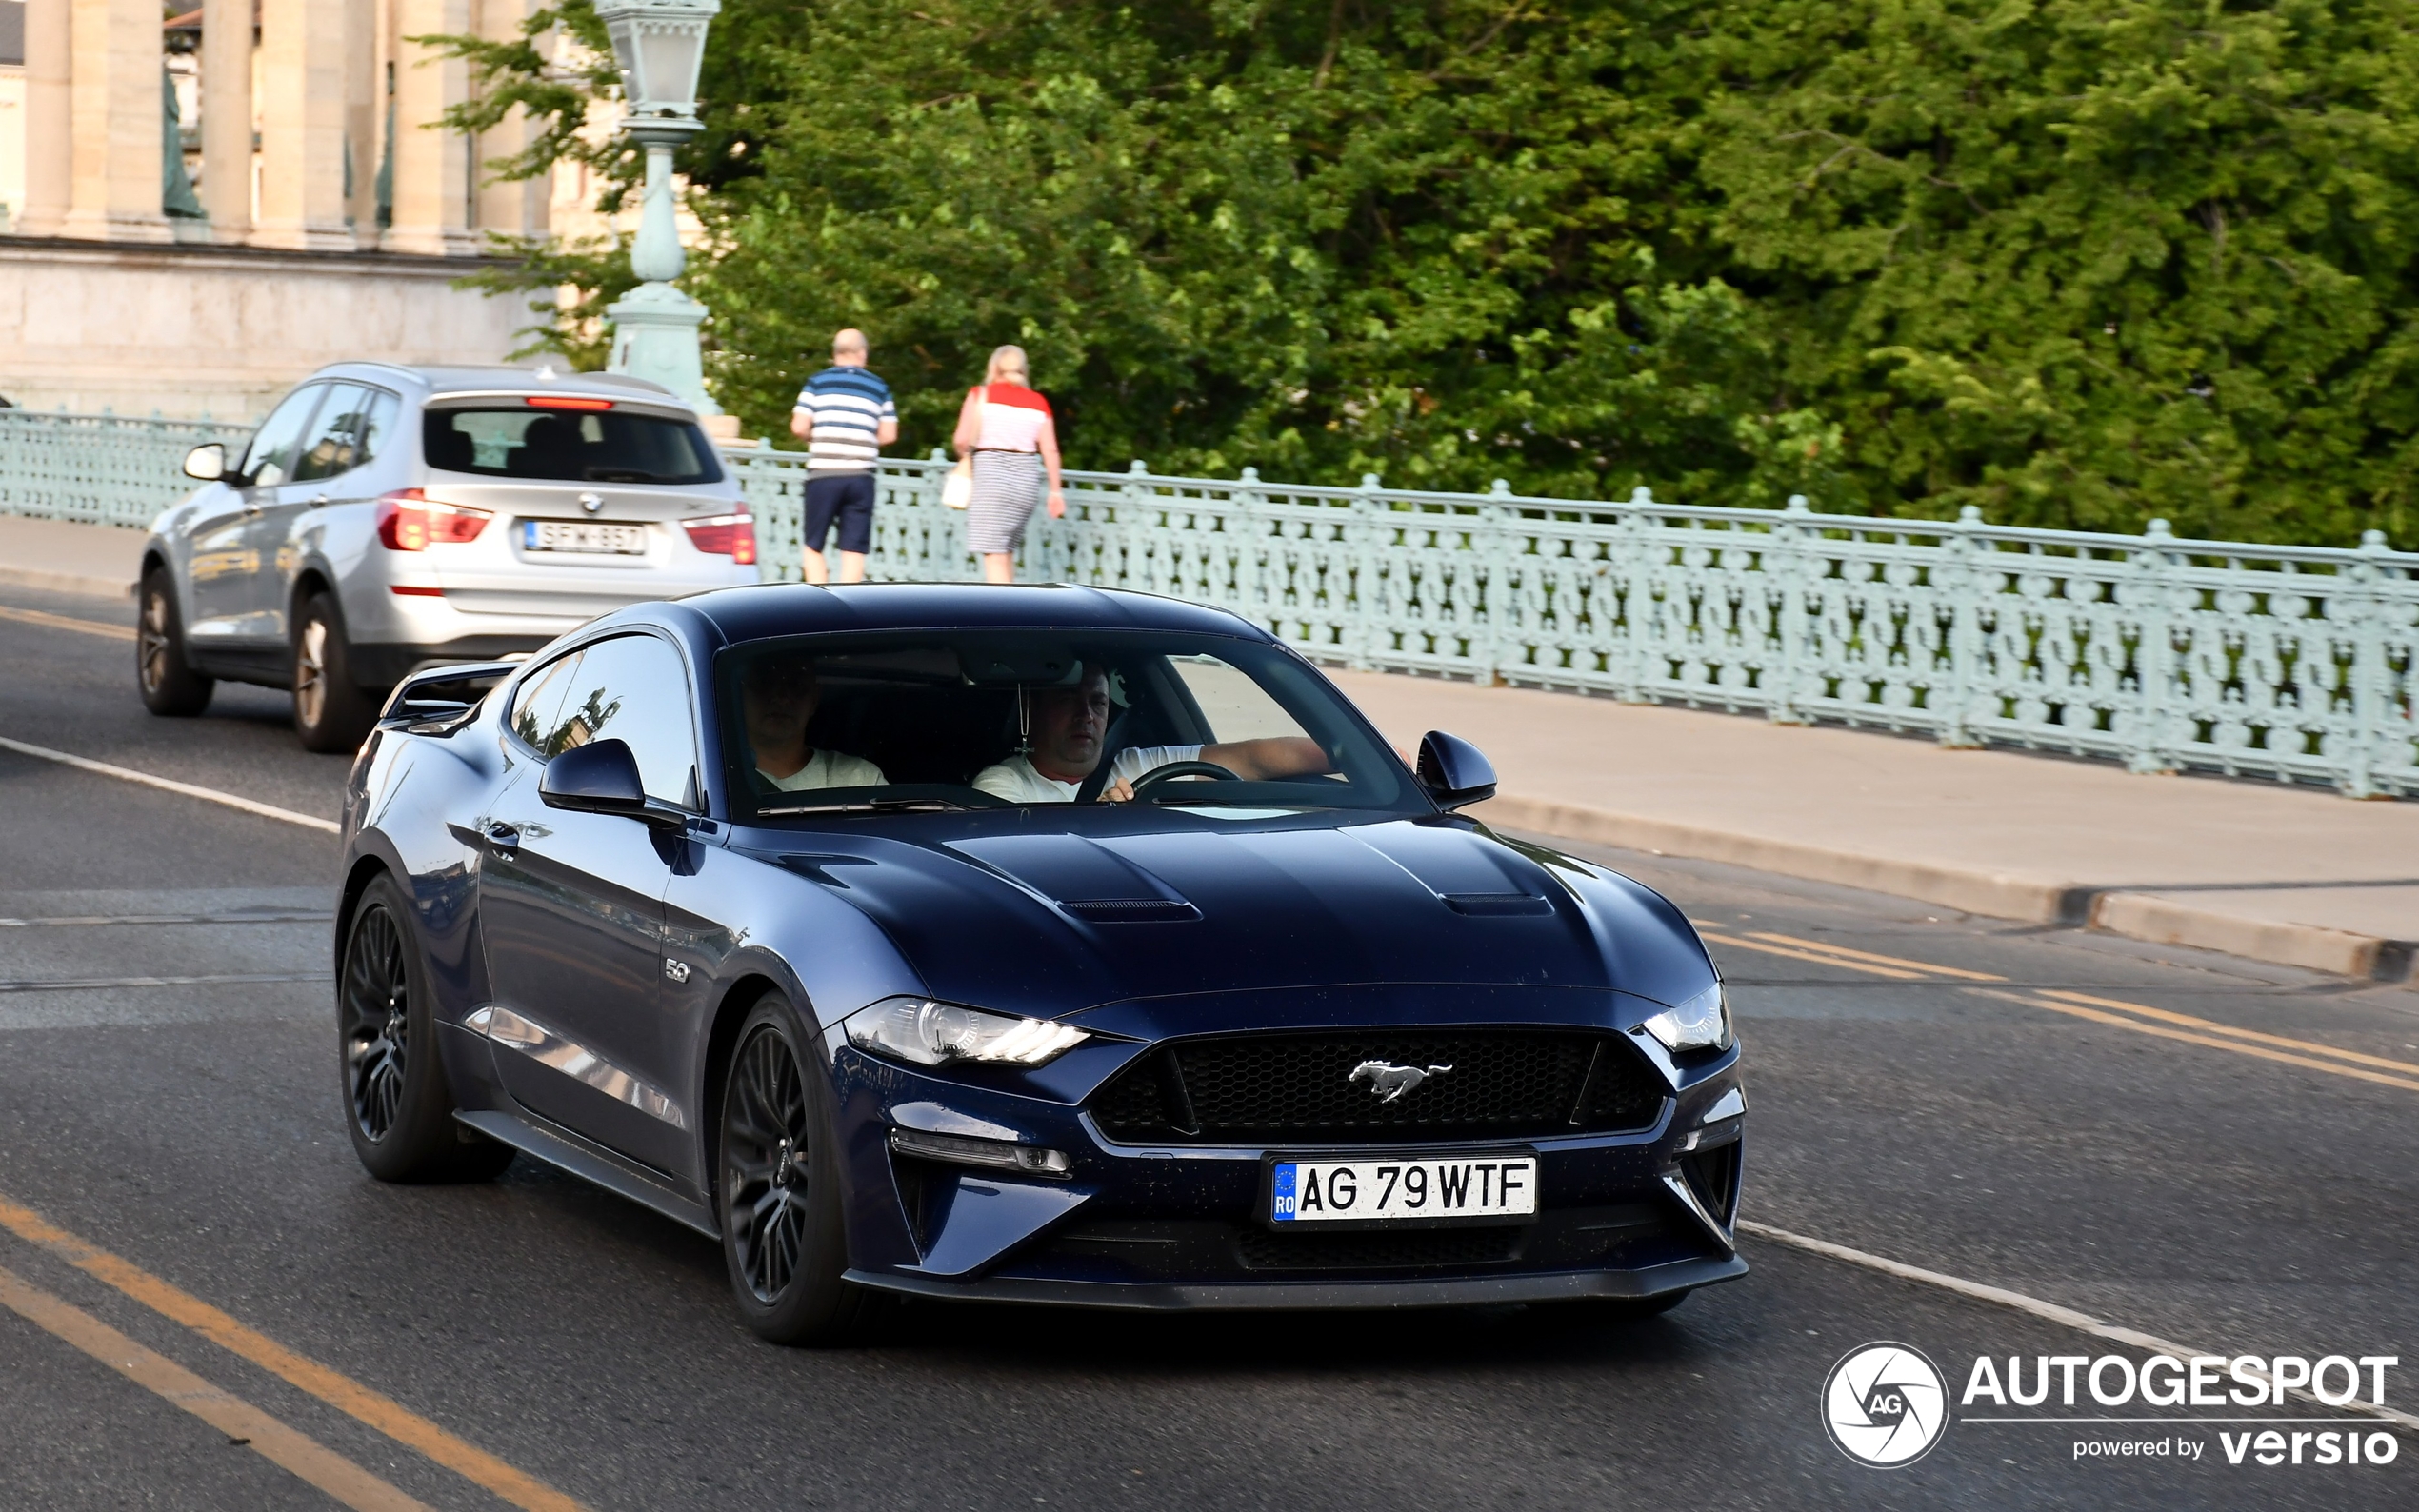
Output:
[137, 363, 757, 750]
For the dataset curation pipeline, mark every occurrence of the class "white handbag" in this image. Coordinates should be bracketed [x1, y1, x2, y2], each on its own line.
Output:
[942, 458, 973, 509]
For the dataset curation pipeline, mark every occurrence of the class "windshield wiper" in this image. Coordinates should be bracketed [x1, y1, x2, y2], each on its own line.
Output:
[755, 797, 984, 817]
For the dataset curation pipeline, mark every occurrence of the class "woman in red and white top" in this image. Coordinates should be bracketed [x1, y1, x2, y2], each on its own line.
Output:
[951, 345, 1065, 584]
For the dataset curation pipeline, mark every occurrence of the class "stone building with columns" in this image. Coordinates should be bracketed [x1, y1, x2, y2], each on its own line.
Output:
[0, 0, 587, 420]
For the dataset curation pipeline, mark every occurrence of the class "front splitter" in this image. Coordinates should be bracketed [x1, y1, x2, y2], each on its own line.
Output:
[846, 1252, 1746, 1312]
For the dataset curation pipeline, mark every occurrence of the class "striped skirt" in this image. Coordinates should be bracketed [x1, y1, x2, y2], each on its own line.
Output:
[966, 449, 1043, 556]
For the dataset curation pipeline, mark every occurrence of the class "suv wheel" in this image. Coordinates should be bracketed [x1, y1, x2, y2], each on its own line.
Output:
[293, 591, 377, 752]
[136, 569, 213, 716]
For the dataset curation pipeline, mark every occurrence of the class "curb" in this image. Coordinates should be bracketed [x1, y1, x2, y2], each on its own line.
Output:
[0, 566, 135, 600]
[1475, 793, 2415, 985]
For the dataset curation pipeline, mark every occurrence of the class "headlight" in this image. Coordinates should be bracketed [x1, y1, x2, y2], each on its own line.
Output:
[1641, 984, 1731, 1053]
[845, 997, 1089, 1067]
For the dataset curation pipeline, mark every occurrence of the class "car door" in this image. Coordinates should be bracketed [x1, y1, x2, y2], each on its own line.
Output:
[189, 383, 326, 643]
[475, 632, 702, 1176]
[252, 383, 386, 641]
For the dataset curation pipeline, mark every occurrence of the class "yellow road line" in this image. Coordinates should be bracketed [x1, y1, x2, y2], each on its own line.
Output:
[1695, 929, 1932, 980]
[0, 604, 136, 641]
[2037, 989, 2419, 1078]
[0, 1193, 588, 1512]
[0, 1263, 432, 1512]
[1743, 930, 2009, 982]
[1968, 988, 2419, 1095]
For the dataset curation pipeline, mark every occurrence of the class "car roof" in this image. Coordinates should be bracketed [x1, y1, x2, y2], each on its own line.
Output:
[306, 362, 686, 411]
[663, 582, 1279, 646]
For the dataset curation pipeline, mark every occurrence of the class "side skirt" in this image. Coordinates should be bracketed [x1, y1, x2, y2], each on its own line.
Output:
[454, 1109, 717, 1239]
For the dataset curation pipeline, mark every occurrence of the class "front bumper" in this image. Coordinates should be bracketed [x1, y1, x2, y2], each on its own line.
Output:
[833, 1037, 1746, 1311]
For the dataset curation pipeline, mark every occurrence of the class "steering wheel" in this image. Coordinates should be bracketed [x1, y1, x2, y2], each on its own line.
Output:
[1128, 760, 1241, 800]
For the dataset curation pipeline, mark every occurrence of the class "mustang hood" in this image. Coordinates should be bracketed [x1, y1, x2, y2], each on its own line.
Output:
[774, 815, 1713, 1020]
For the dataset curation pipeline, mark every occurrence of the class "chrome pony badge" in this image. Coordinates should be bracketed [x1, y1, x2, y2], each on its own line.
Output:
[1349, 1060, 1452, 1104]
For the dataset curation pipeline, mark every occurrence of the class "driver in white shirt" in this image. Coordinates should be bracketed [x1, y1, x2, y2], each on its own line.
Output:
[972, 664, 1332, 803]
[743, 658, 889, 791]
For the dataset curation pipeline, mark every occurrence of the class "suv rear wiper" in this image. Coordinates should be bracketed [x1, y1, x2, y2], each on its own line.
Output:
[581, 467, 670, 483]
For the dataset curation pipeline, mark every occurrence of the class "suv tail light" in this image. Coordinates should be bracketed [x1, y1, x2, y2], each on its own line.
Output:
[376, 489, 490, 550]
[683, 511, 756, 565]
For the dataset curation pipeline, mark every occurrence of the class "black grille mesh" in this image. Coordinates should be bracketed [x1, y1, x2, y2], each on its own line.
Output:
[1090, 1030, 1667, 1144]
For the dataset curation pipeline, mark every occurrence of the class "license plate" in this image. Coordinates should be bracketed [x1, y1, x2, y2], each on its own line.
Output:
[1269, 1154, 1538, 1226]
[523, 520, 646, 554]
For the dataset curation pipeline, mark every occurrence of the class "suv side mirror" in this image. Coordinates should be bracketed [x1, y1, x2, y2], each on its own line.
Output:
[539, 739, 648, 815]
[183, 443, 230, 482]
[1416, 730, 1497, 810]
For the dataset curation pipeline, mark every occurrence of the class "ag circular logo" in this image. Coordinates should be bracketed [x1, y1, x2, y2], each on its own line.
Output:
[1822, 1343, 1949, 1467]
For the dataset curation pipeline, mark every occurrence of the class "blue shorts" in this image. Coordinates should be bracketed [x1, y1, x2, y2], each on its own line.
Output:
[804, 472, 877, 555]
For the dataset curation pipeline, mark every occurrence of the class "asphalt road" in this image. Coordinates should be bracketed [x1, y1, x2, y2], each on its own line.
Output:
[2, 577, 2413, 1511]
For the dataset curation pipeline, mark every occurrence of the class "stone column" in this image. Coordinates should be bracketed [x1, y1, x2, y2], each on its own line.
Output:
[254, 0, 354, 249]
[474, 0, 549, 238]
[17, 0, 73, 237]
[199, 0, 254, 239]
[344, 0, 379, 234]
[385, 0, 477, 256]
[63, 0, 171, 242]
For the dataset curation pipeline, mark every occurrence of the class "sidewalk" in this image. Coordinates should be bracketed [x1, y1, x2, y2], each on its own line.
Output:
[0, 515, 145, 598]
[1335, 671, 2418, 982]
[5, 515, 2411, 980]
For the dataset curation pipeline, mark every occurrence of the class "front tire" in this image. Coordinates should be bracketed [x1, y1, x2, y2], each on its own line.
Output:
[136, 569, 213, 716]
[718, 995, 889, 1345]
[339, 874, 512, 1184]
[293, 591, 377, 753]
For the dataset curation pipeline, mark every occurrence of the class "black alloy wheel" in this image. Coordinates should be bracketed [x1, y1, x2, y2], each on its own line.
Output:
[344, 901, 411, 1144]
[337, 874, 513, 1184]
[292, 591, 377, 753]
[718, 996, 888, 1345]
[135, 569, 212, 716]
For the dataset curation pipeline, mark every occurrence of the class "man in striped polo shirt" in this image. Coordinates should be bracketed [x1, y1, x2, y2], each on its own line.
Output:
[788, 328, 900, 584]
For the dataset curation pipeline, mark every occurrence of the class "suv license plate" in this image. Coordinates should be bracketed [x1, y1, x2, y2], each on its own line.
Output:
[524, 520, 646, 555]
[1269, 1155, 1537, 1225]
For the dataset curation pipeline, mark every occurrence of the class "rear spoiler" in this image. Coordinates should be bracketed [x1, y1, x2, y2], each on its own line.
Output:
[377, 661, 521, 734]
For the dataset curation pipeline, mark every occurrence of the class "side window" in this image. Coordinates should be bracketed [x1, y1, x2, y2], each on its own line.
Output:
[353, 389, 401, 469]
[290, 384, 370, 483]
[1167, 654, 1314, 743]
[545, 635, 697, 804]
[242, 384, 329, 487]
[508, 652, 587, 756]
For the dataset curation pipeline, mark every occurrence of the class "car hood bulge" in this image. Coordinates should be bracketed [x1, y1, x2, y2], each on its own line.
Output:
[777, 816, 1712, 1018]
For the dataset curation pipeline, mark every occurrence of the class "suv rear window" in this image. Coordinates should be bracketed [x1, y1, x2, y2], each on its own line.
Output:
[424, 405, 724, 485]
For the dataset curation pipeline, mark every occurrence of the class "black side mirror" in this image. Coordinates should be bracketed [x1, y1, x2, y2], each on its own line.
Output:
[1417, 730, 1497, 810]
[539, 739, 648, 815]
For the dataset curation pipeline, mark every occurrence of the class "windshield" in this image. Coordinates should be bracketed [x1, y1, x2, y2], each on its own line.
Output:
[719, 630, 1421, 820]
[424, 405, 724, 485]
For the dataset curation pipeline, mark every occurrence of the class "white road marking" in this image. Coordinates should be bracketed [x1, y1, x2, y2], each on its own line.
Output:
[0, 736, 340, 835]
[1740, 1219, 2419, 1432]
[0, 973, 322, 995]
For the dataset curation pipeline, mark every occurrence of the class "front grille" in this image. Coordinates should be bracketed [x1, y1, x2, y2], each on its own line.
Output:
[1236, 1224, 1525, 1271]
[1089, 1030, 1668, 1144]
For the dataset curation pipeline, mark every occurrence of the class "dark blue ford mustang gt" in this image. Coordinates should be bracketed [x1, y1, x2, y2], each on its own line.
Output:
[337, 584, 1746, 1343]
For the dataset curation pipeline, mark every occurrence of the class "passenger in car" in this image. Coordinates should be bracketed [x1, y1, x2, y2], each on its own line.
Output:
[972, 664, 1332, 803]
[742, 659, 889, 790]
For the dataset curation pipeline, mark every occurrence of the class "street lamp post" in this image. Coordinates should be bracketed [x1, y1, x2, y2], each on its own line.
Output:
[594, 0, 723, 418]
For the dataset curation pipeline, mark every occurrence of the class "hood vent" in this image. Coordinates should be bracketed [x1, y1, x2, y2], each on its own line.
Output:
[1442, 892, 1552, 917]
[1061, 899, 1200, 923]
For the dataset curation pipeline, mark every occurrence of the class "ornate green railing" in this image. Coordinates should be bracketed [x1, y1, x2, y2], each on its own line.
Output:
[9, 410, 2415, 795]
